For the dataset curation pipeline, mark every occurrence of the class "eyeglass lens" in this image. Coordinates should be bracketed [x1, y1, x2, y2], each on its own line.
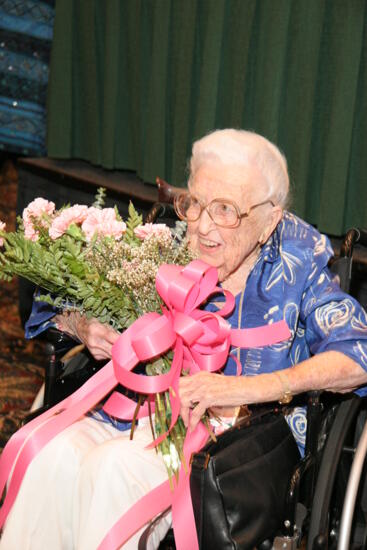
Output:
[176, 195, 239, 227]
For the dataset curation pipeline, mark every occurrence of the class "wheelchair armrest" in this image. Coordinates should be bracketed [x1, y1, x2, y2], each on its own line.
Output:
[340, 227, 367, 258]
[44, 327, 80, 357]
[305, 390, 323, 456]
[40, 328, 83, 410]
[45, 327, 77, 346]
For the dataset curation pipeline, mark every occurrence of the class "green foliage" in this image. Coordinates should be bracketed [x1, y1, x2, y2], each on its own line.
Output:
[65, 223, 85, 241]
[92, 187, 107, 209]
[123, 202, 143, 245]
[16, 215, 24, 230]
[0, 228, 139, 331]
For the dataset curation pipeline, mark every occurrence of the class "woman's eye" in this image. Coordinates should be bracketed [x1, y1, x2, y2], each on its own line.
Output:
[188, 197, 201, 212]
[216, 203, 231, 215]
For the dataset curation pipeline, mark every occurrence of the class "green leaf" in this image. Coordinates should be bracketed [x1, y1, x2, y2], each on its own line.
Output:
[66, 223, 85, 241]
[123, 202, 143, 245]
[92, 187, 107, 209]
[83, 296, 96, 309]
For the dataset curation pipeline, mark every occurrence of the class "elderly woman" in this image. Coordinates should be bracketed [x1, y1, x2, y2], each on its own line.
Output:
[2, 129, 367, 550]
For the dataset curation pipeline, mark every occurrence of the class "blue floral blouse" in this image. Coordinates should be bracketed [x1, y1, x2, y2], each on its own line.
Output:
[25, 212, 367, 451]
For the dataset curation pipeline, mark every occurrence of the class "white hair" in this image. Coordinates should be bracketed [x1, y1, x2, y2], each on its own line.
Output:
[189, 129, 290, 207]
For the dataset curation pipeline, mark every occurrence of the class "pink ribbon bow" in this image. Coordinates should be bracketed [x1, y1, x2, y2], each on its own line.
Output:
[0, 260, 290, 549]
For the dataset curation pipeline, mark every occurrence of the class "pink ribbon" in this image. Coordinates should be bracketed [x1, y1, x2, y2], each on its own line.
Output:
[0, 259, 290, 549]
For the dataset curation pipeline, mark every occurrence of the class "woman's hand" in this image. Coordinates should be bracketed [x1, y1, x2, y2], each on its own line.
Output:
[54, 312, 120, 360]
[178, 351, 367, 433]
[178, 371, 247, 432]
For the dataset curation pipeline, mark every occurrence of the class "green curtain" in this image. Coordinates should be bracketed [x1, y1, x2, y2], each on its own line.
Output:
[47, 0, 367, 235]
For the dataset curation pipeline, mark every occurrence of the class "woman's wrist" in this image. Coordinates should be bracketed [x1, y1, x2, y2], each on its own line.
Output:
[238, 371, 293, 405]
[275, 370, 293, 404]
[54, 311, 83, 340]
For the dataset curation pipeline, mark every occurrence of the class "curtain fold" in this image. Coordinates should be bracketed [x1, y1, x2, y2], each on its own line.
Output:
[47, 0, 367, 235]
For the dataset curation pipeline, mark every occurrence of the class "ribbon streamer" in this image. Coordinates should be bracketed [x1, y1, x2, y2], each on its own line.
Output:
[0, 259, 291, 549]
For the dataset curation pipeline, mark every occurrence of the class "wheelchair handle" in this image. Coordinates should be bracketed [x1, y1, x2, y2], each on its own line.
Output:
[340, 227, 367, 257]
[144, 202, 166, 223]
[355, 228, 367, 247]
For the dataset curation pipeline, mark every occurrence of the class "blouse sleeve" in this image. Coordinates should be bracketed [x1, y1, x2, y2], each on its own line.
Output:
[300, 251, 367, 395]
[24, 290, 58, 339]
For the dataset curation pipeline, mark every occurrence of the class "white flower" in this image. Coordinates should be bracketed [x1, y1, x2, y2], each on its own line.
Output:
[134, 223, 171, 240]
[168, 442, 180, 471]
[162, 443, 181, 471]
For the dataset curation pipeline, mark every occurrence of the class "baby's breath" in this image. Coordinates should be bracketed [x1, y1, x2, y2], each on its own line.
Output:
[87, 232, 196, 315]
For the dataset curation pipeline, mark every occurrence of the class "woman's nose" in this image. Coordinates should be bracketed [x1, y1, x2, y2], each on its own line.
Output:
[197, 207, 216, 234]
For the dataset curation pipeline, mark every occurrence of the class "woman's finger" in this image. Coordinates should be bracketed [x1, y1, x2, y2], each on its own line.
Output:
[189, 402, 207, 432]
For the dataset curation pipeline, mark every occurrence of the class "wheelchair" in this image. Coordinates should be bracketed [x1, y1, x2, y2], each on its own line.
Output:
[269, 226, 367, 550]
[27, 181, 367, 550]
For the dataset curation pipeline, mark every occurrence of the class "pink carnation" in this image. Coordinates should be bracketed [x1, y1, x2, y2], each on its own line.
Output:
[49, 205, 89, 240]
[23, 198, 55, 223]
[24, 222, 39, 242]
[0, 220, 6, 247]
[23, 198, 56, 241]
[81, 207, 126, 241]
[134, 223, 171, 240]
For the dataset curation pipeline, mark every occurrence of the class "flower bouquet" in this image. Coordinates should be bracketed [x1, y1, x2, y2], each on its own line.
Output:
[0, 189, 199, 480]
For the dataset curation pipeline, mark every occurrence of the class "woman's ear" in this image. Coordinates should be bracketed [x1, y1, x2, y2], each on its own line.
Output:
[259, 205, 283, 244]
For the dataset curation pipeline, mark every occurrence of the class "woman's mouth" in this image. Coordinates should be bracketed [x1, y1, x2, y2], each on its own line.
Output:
[198, 237, 221, 252]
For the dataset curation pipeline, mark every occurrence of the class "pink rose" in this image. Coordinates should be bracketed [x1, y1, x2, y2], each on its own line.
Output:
[0, 220, 6, 247]
[49, 205, 89, 240]
[134, 223, 171, 240]
[81, 207, 126, 241]
[23, 198, 56, 241]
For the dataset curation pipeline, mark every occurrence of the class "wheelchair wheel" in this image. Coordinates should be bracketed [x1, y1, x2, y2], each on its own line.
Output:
[307, 396, 364, 550]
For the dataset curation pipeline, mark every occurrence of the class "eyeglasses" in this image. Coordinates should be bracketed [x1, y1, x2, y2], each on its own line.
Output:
[174, 193, 275, 228]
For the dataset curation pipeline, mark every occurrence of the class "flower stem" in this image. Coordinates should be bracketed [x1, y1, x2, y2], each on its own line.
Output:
[130, 394, 145, 441]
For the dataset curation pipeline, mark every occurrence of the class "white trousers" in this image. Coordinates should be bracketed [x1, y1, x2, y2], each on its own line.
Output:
[0, 416, 171, 550]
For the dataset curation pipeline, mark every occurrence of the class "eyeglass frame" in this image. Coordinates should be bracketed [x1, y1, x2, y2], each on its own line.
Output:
[174, 192, 275, 228]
